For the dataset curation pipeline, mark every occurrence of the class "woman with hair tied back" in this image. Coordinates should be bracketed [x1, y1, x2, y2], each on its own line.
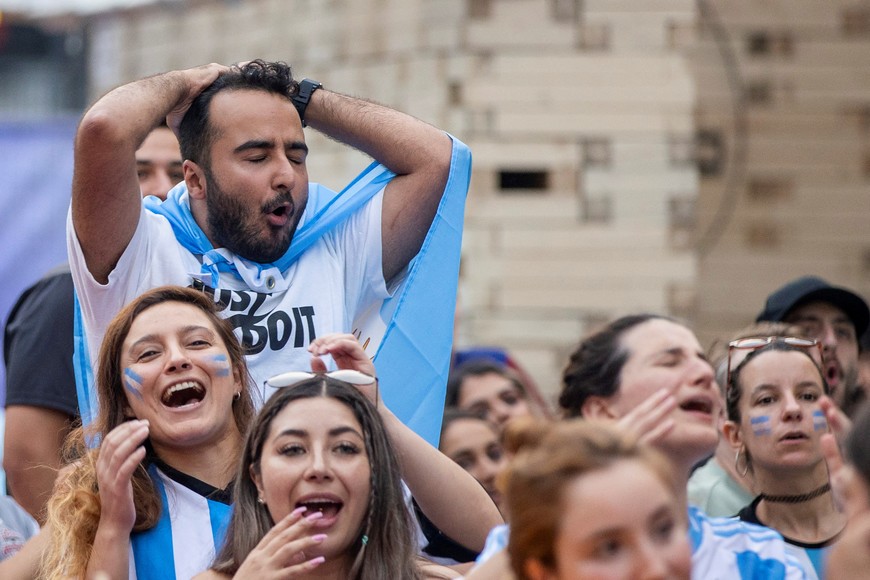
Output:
[469, 314, 810, 580]
[558, 315, 808, 579]
[723, 338, 847, 579]
[503, 419, 692, 580]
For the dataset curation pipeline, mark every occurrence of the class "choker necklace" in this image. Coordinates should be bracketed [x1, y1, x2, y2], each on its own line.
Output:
[759, 482, 831, 504]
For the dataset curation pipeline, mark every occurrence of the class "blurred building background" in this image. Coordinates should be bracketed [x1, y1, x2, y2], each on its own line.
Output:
[2, 0, 869, 404]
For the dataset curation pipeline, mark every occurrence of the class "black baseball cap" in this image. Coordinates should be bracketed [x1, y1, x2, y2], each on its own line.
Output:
[756, 275, 870, 338]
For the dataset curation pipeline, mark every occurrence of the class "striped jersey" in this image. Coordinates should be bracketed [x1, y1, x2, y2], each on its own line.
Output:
[690, 506, 809, 579]
[129, 462, 232, 580]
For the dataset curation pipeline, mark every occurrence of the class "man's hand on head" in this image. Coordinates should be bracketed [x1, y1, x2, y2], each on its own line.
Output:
[165, 62, 232, 135]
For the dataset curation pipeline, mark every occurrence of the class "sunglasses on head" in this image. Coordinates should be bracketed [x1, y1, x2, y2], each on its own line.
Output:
[265, 369, 378, 403]
[725, 336, 822, 390]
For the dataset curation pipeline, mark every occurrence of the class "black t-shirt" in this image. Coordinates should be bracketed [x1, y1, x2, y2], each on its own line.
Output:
[3, 265, 79, 417]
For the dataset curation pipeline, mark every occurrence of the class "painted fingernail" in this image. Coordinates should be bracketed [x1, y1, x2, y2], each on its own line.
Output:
[291, 506, 307, 517]
[311, 534, 327, 542]
[305, 511, 324, 522]
[308, 556, 325, 568]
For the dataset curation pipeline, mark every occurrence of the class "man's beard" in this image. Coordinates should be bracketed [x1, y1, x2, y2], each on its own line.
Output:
[204, 167, 301, 263]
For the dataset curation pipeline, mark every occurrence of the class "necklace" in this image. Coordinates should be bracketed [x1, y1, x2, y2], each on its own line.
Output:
[759, 482, 831, 504]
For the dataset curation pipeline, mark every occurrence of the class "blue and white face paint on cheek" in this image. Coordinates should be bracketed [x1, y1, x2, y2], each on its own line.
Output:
[209, 354, 231, 377]
[750, 415, 772, 436]
[812, 410, 827, 432]
[124, 368, 145, 401]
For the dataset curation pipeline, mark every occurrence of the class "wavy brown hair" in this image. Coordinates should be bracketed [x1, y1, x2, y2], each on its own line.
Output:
[211, 377, 422, 579]
[41, 285, 255, 579]
[501, 420, 679, 580]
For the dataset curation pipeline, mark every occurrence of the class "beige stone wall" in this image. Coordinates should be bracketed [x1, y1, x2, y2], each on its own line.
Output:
[689, 0, 870, 351]
[84, 0, 700, 405]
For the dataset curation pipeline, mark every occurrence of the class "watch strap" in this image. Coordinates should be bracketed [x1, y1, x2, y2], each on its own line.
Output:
[292, 78, 322, 127]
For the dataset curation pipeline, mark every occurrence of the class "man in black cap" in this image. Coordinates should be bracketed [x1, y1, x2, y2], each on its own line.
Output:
[757, 275, 869, 416]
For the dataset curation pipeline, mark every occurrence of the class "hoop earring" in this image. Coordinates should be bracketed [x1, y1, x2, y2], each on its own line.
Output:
[233, 392, 241, 401]
[735, 447, 749, 478]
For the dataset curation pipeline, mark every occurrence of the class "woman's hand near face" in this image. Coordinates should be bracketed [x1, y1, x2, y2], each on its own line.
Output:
[232, 508, 328, 579]
[819, 395, 852, 444]
[616, 388, 677, 446]
[86, 419, 149, 579]
[308, 334, 380, 406]
[96, 419, 150, 534]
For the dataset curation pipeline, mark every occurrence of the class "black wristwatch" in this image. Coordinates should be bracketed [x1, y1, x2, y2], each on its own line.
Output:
[292, 78, 322, 127]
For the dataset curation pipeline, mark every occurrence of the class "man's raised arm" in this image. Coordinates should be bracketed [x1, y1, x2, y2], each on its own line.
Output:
[71, 64, 226, 283]
[302, 90, 453, 283]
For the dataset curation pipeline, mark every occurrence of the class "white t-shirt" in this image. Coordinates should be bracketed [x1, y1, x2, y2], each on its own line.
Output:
[68, 191, 388, 404]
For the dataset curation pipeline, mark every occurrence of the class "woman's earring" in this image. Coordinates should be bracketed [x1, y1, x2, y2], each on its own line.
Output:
[734, 447, 749, 477]
[233, 392, 241, 401]
[257, 496, 265, 504]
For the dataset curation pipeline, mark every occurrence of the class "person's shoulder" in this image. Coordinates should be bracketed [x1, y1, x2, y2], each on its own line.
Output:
[192, 570, 228, 580]
[690, 507, 810, 579]
[419, 559, 463, 579]
[691, 506, 788, 544]
[7, 265, 73, 317]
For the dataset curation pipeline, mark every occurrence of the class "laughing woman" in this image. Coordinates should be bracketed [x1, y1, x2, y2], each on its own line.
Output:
[40, 286, 256, 579]
[724, 338, 847, 579]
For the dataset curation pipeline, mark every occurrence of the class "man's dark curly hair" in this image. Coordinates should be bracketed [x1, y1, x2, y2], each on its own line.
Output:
[178, 59, 300, 169]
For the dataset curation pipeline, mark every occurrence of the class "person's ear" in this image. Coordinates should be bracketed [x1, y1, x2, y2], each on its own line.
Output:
[249, 464, 265, 501]
[184, 160, 207, 199]
[581, 396, 617, 420]
[525, 557, 555, 580]
[722, 419, 743, 450]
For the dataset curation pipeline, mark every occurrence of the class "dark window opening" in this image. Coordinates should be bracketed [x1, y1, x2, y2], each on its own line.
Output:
[498, 170, 549, 191]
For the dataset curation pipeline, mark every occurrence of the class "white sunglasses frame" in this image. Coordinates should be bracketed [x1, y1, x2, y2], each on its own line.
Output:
[265, 369, 377, 388]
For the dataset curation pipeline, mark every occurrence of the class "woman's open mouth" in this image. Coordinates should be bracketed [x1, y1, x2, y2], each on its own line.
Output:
[161, 381, 205, 408]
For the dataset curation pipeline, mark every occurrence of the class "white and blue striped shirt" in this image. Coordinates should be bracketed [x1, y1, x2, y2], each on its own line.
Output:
[689, 506, 809, 579]
[128, 462, 232, 580]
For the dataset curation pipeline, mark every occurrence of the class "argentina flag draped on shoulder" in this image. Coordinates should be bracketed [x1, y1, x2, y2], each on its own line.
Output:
[73, 134, 470, 446]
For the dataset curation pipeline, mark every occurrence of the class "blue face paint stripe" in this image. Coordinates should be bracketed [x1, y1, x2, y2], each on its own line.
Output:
[124, 367, 145, 401]
[750, 415, 771, 436]
[209, 354, 231, 377]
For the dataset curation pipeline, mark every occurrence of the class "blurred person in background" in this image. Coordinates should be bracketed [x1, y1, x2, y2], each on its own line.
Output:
[724, 339, 847, 579]
[2, 125, 183, 523]
[756, 276, 869, 417]
[502, 420, 691, 580]
[824, 402, 870, 578]
[468, 314, 809, 579]
[439, 408, 507, 516]
[688, 321, 799, 517]
[446, 360, 549, 435]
